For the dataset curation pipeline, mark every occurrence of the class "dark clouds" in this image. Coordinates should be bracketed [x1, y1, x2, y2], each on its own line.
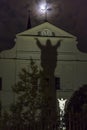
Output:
[0, 0, 87, 52]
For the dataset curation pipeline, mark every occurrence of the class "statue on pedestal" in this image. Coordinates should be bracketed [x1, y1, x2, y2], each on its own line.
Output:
[57, 98, 67, 130]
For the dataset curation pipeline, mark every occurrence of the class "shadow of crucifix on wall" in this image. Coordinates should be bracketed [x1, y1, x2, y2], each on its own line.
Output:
[35, 38, 62, 124]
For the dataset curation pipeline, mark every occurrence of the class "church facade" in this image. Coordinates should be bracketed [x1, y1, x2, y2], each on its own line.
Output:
[0, 22, 87, 110]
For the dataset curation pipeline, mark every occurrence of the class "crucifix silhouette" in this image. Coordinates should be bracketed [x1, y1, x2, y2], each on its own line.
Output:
[35, 38, 62, 75]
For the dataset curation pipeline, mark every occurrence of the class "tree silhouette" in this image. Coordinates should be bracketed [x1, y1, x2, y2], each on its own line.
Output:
[65, 84, 87, 130]
[67, 84, 87, 112]
[9, 59, 44, 126]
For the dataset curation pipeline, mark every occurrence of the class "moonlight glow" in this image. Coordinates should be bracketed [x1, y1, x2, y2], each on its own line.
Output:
[39, 2, 47, 13]
[31, 1, 54, 22]
[36, 1, 53, 21]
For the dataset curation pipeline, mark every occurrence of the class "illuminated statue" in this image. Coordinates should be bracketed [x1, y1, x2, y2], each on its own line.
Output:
[57, 98, 67, 130]
[58, 98, 67, 116]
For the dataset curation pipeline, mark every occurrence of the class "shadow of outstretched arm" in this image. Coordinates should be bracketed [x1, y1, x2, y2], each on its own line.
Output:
[54, 39, 62, 48]
[35, 38, 43, 49]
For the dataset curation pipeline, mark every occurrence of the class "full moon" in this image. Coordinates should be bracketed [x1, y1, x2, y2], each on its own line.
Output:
[39, 2, 47, 14]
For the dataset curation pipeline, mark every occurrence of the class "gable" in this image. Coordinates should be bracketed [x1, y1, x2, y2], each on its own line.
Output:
[16, 22, 76, 39]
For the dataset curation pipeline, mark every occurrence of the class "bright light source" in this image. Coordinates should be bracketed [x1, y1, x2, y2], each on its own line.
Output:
[34, 1, 53, 21]
[39, 3, 47, 13]
[57, 98, 67, 130]
[40, 4, 46, 11]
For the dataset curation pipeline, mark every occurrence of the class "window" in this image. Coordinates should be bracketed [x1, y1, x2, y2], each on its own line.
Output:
[55, 77, 60, 90]
[41, 29, 53, 36]
[0, 78, 2, 91]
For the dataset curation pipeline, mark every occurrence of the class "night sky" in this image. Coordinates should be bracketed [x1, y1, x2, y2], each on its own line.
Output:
[0, 0, 87, 52]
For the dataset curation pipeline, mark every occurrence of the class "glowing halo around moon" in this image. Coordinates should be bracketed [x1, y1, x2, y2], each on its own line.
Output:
[35, 1, 53, 21]
[30, 1, 56, 23]
[38, 2, 47, 14]
[40, 3, 47, 12]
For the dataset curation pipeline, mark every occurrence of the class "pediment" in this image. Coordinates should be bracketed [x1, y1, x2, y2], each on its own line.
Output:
[16, 22, 76, 39]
